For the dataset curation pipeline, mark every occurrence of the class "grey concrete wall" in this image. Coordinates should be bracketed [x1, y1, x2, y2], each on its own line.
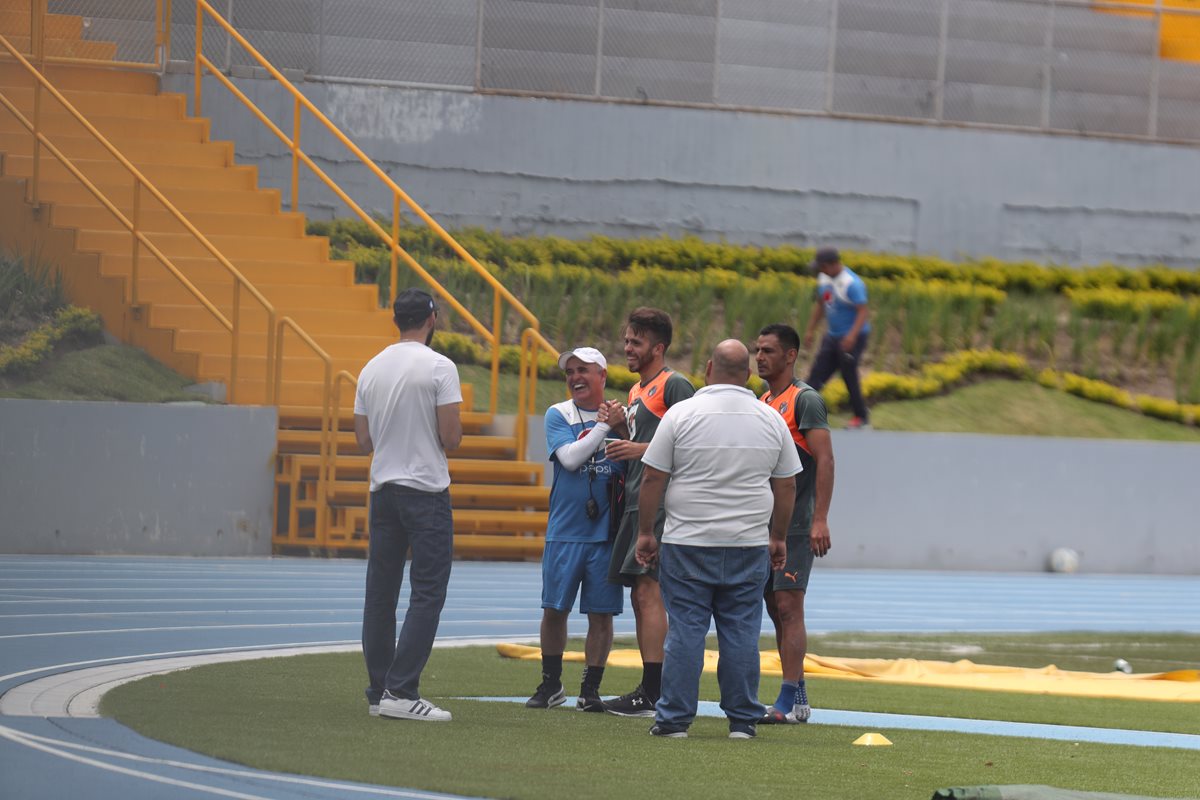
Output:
[0, 399, 277, 556]
[805, 430, 1199, 574]
[168, 74, 1200, 267]
[518, 417, 1199, 573]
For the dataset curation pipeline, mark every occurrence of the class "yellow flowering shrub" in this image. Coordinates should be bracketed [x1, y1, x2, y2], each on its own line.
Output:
[0, 306, 102, 374]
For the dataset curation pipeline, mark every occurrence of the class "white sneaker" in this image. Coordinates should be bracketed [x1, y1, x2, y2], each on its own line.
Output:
[378, 691, 452, 722]
[790, 704, 811, 723]
[368, 703, 380, 717]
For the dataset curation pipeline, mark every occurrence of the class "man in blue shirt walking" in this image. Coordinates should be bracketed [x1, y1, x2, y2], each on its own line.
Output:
[802, 247, 872, 429]
[526, 347, 625, 711]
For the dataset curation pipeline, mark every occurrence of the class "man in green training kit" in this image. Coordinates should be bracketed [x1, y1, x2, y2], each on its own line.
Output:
[754, 323, 835, 724]
[603, 307, 696, 716]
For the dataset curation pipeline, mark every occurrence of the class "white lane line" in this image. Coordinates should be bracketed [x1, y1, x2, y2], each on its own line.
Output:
[0, 622, 360, 639]
[0, 725, 468, 799]
[0, 724, 276, 800]
[0, 640, 360, 685]
[0, 609, 360, 619]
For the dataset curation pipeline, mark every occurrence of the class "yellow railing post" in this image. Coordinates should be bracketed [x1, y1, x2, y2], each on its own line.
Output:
[130, 180, 142, 305]
[31, 0, 44, 63]
[390, 192, 400, 305]
[163, 0, 174, 65]
[490, 287, 502, 415]
[194, 0, 203, 117]
[291, 96, 301, 211]
[265, 310, 277, 405]
[229, 281, 241, 404]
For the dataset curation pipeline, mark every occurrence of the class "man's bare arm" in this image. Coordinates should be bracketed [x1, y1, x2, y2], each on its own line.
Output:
[353, 414, 373, 455]
[436, 402, 463, 452]
[804, 427, 834, 556]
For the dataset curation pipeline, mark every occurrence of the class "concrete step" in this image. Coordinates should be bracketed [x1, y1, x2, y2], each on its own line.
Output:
[328, 481, 550, 508]
[279, 428, 516, 459]
[133, 278, 375, 312]
[33, 180, 281, 214]
[0, 61, 158, 94]
[175, 329, 387, 360]
[2, 35, 117, 61]
[278, 406, 492, 434]
[74, 229, 329, 262]
[0, 131, 234, 167]
[105, 255, 356, 288]
[285, 453, 543, 485]
[0, 86, 186, 120]
[4, 155, 257, 191]
[51, 204, 307, 239]
[943, 83, 1043, 128]
[0, 10, 84, 40]
[0, 109, 208, 142]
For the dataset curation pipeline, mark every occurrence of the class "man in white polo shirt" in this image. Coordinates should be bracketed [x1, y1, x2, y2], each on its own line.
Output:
[634, 340, 800, 740]
[354, 287, 462, 723]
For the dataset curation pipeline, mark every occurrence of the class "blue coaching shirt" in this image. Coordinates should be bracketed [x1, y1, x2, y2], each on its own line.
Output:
[544, 399, 623, 543]
[816, 266, 871, 338]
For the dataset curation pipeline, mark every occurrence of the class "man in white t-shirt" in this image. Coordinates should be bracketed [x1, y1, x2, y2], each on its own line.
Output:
[634, 340, 800, 740]
[354, 287, 462, 723]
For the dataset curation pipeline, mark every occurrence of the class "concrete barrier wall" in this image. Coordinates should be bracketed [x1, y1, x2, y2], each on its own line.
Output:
[0, 399, 277, 556]
[516, 417, 1200, 574]
[167, 75, 1200, 267]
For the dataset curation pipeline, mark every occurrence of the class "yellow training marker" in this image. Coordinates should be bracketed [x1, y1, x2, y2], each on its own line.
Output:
[853, 732, 893, 746]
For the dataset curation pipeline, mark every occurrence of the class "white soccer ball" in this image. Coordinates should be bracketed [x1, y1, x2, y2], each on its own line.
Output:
[1113, 658, 1133, 674]
[1048, 547, 1080, 574]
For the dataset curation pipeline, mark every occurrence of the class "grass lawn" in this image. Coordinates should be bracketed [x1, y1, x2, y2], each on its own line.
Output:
[0, 344, 209, 403]
[828, 379, 1200, 442]
[102, 634, 1200, 800]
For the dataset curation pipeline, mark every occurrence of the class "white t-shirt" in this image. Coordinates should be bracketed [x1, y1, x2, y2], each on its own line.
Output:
[354, 341, 462, 493]
[641, 384, 802, 547]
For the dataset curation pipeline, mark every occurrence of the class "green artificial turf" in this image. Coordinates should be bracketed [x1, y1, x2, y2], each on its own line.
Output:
[102, 635, 1200, 800]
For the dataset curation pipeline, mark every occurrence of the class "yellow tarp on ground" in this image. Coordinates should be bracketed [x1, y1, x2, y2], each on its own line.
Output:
[496, 644, 1200, 703]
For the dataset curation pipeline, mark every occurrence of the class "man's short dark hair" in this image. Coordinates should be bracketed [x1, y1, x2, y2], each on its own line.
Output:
[627, 307, 673, 352]
[393, 288, 437, 331]
[758, 323, 800, 353]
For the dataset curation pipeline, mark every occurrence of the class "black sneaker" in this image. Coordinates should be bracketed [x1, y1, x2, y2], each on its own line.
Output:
[602, 685, 656, 717]
[576, 685, 604, 712]
[525, 680, 566, 709]
[649, 723, 688, 738]
[729, 721, 757, 739]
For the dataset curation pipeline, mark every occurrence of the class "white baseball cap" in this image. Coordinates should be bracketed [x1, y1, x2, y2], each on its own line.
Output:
[557, 347, 607, 371]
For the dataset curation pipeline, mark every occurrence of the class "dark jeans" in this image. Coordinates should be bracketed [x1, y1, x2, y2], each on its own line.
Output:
[807, 331, 870, 421]
[362, 483, 453, 703]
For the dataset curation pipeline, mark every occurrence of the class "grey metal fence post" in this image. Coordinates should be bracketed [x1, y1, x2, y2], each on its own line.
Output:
[1041, 0, 1056, 131]
[712, 0, 721, 104]
[594, 0, 605, 98]
[224, 0, 233, 72]
[825, 0, 839, 113]
[1148, 0, 1163, 138]
[475, 0, 484, 90]
[935, 0, 950, 121]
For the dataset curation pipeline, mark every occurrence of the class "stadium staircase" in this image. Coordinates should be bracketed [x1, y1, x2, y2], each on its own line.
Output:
[0, 4, 550, 558]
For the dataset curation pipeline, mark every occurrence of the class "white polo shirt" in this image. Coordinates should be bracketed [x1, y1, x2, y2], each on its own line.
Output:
[354, 341, 462, 493]
[641, 384, 802, 547]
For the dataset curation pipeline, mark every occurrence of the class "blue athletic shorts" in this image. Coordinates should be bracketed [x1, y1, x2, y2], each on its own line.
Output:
[542, 540, 624, 615]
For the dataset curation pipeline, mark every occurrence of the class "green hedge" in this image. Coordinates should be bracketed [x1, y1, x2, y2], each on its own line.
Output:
[0, 306, 103, 374]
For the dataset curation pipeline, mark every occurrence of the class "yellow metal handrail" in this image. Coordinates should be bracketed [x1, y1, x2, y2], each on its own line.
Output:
[274, 317, 336, 539]
[0, 31, 285, 406]
[192, 0, 558, 417]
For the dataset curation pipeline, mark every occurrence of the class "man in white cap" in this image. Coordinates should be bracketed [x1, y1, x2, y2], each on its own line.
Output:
[526, 347, 625, 712]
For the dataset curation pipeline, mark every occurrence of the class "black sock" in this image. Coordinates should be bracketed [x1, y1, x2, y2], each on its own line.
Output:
[582, 665, 605, 692]
[642, 662, 663, 701]
[541, 654, 563, 686]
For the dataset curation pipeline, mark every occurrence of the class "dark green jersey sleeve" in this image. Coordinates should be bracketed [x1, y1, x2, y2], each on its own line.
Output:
[795, 385, 830, 433]
[663, 372, 696, 408]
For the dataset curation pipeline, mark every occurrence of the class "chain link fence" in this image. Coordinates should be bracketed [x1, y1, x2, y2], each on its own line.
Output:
[42, 0, 1200, 142]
